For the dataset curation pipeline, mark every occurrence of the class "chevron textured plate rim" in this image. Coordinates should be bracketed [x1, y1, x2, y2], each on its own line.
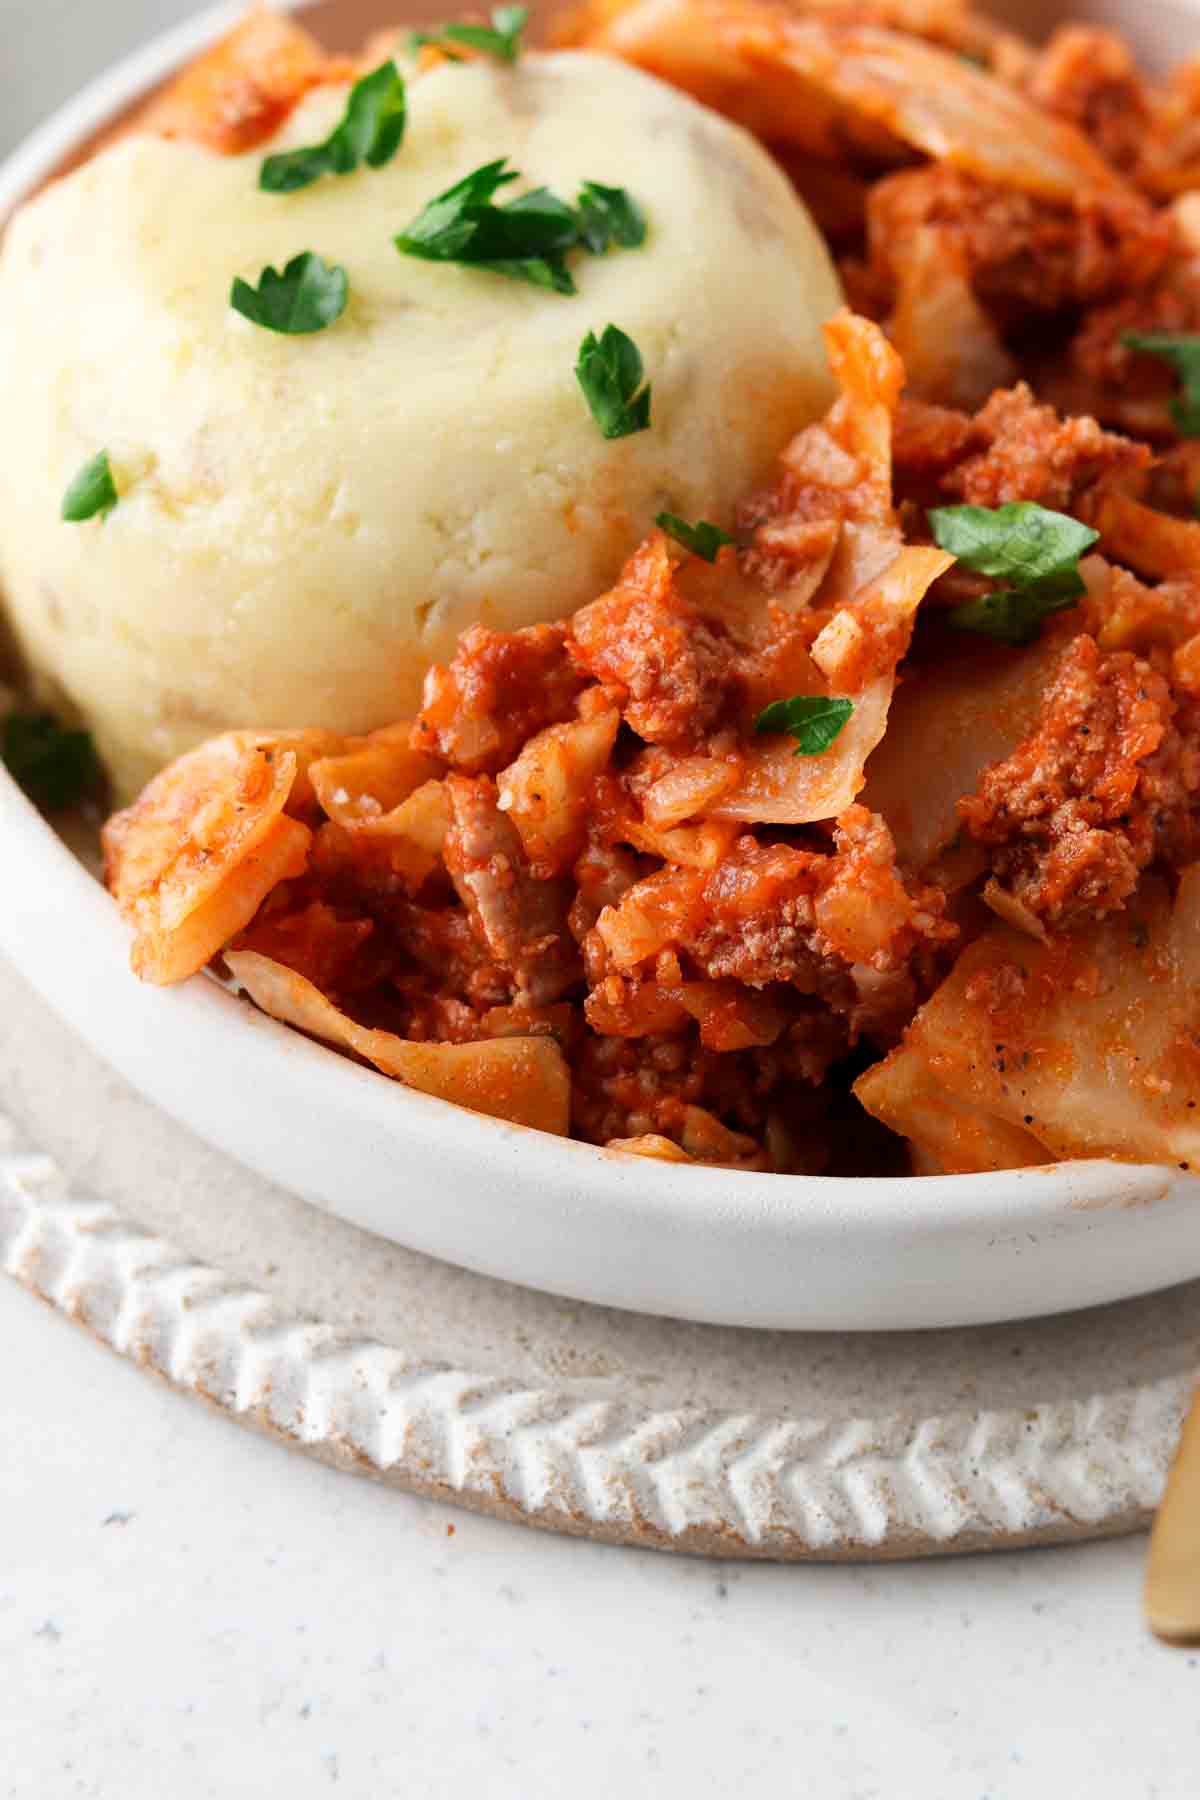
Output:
[1, 1079, 1190, 1560]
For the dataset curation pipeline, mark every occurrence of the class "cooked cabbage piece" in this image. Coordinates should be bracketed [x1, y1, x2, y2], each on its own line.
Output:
[855, 869, 1200, 1172]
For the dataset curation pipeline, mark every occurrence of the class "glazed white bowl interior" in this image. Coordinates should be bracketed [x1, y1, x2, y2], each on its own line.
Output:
[2, 0, 1199, 1332]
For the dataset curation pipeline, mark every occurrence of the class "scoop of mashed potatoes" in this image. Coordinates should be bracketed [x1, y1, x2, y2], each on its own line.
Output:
[0, 49, 840, 798]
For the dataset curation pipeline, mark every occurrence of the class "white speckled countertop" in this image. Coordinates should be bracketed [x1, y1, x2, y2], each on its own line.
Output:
[4, 4, 1200, 1794]
[4, 1263, 1200, 1798]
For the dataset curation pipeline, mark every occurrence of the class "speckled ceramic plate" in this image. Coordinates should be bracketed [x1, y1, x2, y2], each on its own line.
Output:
[3, 946, 1197, 1559]
[4, 0, 1200, 1334]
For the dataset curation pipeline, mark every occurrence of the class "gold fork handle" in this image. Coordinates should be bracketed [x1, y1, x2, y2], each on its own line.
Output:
[1146, 1384, 1200, 1643]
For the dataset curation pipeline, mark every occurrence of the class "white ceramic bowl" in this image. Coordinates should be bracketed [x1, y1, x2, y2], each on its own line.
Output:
[3, 0, 1200, 1332]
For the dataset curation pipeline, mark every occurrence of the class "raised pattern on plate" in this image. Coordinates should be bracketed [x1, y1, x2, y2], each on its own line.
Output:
[1, 1107, 1186, 1558]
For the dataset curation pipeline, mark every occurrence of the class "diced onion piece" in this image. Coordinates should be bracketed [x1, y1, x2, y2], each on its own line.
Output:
[809, 610, 865, 688]
[680, 1104, 763, 1163]
[481, 1002, 576, 1043]
[671, 980, 789, 1051]
[497, 709, 620, 877]
[642, 756, 741, 828]
[226, 951, 571, 1135]
[980, 878, 1048, 943]
[585, 974, 691, 1037]
[274, 730, 357, 818]
[618, 814, 739, 869]
[606, 1134, 695, 1162]
[308, 727, 442, 827]
[370, 777, 452, 851]
[814, 850, 922, 966]
[351, 778, 452, 888]
[594, 868, 706, 970]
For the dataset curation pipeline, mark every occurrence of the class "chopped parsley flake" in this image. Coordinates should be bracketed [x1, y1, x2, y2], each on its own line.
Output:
[1, 713, 100, 811]
[576, 325, 651, 439]
[62, 451, 118, 523]
[411, 5, 528, 62]
[1122, 332, 1200, 436]
[753, 695, 854, 756]
[929, 501, 1099, 646]
[230, 252, 349, 334]
[656, 513, 733, 561]
[575, 181, 647, 254]
[259, 61, 406, 192]
[395, 159, 645, 295]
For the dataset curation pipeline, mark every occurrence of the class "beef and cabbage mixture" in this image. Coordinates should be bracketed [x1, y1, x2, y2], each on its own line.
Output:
[94, 0, 1200, 1175]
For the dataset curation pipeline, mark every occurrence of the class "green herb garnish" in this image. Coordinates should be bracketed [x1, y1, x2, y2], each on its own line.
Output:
[656, 513, 733, 561]
[753, 695, 854, 756]
[575, 181, 647, 254]
[396, 158, 580, 291]
[230, 252, 349, 334]
[411, 4, 528, 61]
[1, 713, 100, 812]
[1122, 332, 1200, 436]
[259, 61, 406, 193]
[395, 160, 646, 294]
[938, 589, 1080, 646]
[62, 451, 118, 523]
[929, 501, 1099, 646]
[576, 325, 651, 439]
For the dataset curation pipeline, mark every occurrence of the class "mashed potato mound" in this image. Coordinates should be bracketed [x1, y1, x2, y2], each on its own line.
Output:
[0, 50, 840, 798]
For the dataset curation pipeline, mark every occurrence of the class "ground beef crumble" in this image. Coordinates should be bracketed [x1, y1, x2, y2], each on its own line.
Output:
[958, 634, 1200, 925]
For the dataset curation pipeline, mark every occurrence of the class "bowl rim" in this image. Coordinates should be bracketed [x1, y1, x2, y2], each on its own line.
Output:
[0, 0, 1192, 1332]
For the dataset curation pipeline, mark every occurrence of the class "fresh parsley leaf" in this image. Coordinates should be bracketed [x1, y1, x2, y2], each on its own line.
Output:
[487, 186, 579, 289]
[230, 253, 349, 334]
[928, 502, 1098, 591]
[929, 501, 1099, 645]
[1, 713, 100, 811]
[943, 589, 1078, 648]
[576, 326, 651, 440]
[411, 5, 527, 61]
[398, 157, 517, 255]
[482, 255, 574, 293]
[62, 451, 118, 523]
[576, 181, 646, 254]
[1122, 331, 1200, 435]
[656, 513, 733, 561]
[396, 161, 646, 293]
[753, 695, 854, 757]
[409, 32, 465, 58]
[259, 61, 406, 192]
[396, 160, 584, 292]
